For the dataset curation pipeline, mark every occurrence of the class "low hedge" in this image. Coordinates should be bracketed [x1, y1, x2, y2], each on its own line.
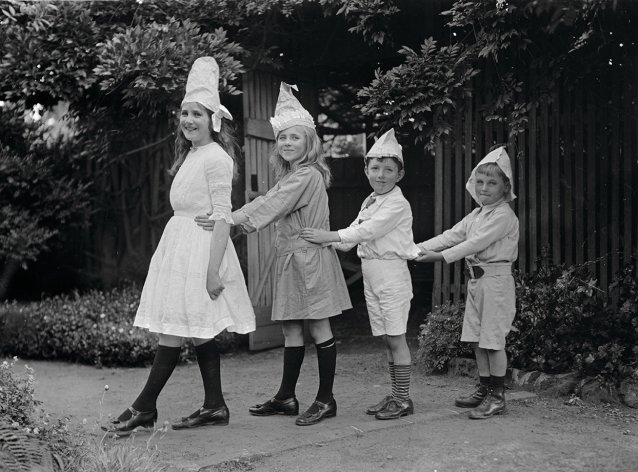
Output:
[0, 284, 242, 367]
[417, 261, 638, 385]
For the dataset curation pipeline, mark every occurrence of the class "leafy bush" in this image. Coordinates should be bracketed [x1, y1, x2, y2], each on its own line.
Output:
[416, 301, 472, 374]
[417, 261, 638, 383]
[0, 284, 242, 367]
[0, 357, 168, 471]
[0, 357, 82, 468]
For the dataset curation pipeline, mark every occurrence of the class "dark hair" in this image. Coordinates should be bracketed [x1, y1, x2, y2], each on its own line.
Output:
[365, 155, 404, 171]
[169, 106, 239, 181]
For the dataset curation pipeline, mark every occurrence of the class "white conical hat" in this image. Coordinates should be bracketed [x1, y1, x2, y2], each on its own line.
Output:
[181, 56, 232, 132]
[366, 128, 403, 165]
[466, 146, 517, 205]
[269, 82, 315, 135]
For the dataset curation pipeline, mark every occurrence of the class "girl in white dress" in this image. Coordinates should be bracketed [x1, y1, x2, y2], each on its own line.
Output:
[106, 57, 255, 436]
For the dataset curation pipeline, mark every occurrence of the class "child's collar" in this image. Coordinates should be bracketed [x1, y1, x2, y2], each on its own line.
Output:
[372, 185, 399, 199]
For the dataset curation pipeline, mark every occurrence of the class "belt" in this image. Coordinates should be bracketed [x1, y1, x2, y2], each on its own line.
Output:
[466, 264, 512, 279]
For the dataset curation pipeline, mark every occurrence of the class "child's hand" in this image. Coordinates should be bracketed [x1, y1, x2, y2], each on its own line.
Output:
[300, 228, 335, 244]
[195, 212, 215, 231]
[206, 272, 225, 300]
[415, 250, 444, 263]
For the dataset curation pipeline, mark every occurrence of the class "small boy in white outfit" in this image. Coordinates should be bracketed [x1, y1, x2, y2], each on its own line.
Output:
[416, 146, 519, 419]
[301, 129, 420, 420]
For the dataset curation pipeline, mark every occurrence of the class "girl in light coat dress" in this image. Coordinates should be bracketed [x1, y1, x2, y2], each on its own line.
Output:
[198, 83, 351, 426]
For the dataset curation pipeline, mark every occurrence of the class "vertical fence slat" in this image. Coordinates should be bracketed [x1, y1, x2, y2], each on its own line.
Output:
[453, 114, 463, 301]
[516, 130, 527, 274]
[623, 64, 634, 266]
[528, 102, 538, 270]
[562, 85, 574, 266]
[442, 139, 452, 302]
[433, 139, 443, 307]
[551, 91, 561, 265]
[540, 100, 550, 256]
[574, 85, 585, 264]
[610, 72, 621, 279]
[586, 84, 598, 266]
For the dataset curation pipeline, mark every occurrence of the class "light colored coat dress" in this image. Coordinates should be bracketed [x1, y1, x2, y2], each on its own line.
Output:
[134, 142, 256, 338]
[239, 165, 352, 321]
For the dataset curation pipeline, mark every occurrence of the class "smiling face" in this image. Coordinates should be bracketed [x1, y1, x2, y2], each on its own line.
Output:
[180, 102, 213, 147]
[276, 125, 308, 164]
[474, 170, 510, 206]
[364, 156, 404, 196]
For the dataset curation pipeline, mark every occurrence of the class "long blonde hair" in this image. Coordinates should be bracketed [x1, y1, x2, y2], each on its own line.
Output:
[269, 126, 331, 188]
[169, 108, 239, 181]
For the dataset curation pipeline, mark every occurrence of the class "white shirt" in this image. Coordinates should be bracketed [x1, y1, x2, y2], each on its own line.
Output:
[417, 200, 519, 265]
[335, 186, 421, 260]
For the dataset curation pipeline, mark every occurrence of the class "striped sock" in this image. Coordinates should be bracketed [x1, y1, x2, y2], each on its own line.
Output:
[393, 364, 411, 401]
[389, 361, 397, 397]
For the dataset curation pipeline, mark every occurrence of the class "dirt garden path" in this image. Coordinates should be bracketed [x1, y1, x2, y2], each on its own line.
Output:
[18, 328, 638, 472]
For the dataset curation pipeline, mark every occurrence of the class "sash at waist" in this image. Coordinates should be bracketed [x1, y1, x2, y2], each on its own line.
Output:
[174, 210, 202, 218]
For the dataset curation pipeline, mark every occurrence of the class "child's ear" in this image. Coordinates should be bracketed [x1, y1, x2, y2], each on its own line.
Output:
[397, 169, 405, 182]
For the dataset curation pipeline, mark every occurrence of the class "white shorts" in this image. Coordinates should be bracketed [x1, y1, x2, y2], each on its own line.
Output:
[361, 259, 413, 336]
[462, 269, 516, 350]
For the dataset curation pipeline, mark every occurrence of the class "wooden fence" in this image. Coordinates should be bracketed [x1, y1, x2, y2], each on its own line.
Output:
[431, 68, 638, 306]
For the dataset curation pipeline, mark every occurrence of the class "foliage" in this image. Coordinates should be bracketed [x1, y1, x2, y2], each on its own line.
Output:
[0, 284, 241, 367]
[0, 357, 38, 425]
[0, 135, 93, 265]
[0, 357, 82, 469]
[0, 357, 168, 471]
[358, 0, 636, 149]
[417, 261, 638, 384]
[416, 301, 472, 374]
[359, 38, 478, 143]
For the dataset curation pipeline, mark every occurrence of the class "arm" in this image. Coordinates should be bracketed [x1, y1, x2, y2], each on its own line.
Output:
[414, 250, 445, 263]
[440, 209, 515, 263]
[207, 220, 229, 299]
[416, 214, 470, 252]
[204, 153, 234, 300]
[338, 197, 408, 245]
[240, 167, 315, 230]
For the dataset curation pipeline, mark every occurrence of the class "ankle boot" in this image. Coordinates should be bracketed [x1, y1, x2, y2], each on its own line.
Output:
[454, 383, 489, 408]
[468, 386, 506, 419]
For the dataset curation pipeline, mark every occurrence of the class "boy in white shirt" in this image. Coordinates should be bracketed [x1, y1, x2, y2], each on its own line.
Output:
[301, 129, 420, 420]
[416, 146, 519, 419]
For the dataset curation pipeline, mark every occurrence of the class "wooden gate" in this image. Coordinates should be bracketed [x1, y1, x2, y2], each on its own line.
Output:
[242, 70, 282, 350]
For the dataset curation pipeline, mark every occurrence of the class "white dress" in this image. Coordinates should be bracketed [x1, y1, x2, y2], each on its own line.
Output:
[134, 142, 256, 338]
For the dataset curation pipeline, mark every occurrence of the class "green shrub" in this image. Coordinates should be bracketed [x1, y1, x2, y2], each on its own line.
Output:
[0, 284, 242, 367]
[416, 301, 473, 373]
[0, 357, 83, 468]
[416, 261, 638, 384]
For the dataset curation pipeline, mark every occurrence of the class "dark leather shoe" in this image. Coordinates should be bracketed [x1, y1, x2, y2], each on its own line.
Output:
[455, 383, 489, 408]
[365, 395, 393, 415]
[468, 387, 506, 419]
[375, 398, 414, 420]
[249, 396, 299, 416]
[295, 398, 337, 426]
[103, 407, 157, 437]
[172, 405, 229, 429]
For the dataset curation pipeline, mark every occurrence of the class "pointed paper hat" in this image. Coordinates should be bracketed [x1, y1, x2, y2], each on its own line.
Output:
[181, 57, 232, 132]
[269, 83, 315, 135]
[466, 146, 517, 205]
[366, 128, 403, 165]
